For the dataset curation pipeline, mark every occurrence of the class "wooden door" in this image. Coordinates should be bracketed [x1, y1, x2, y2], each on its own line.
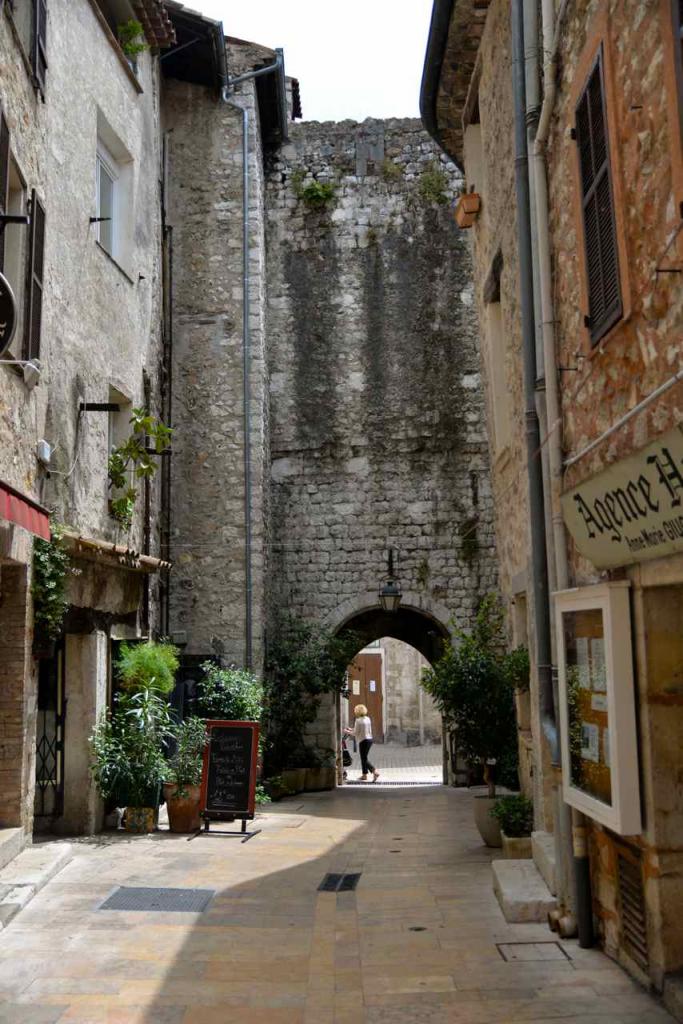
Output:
[348, 652, 383, 743]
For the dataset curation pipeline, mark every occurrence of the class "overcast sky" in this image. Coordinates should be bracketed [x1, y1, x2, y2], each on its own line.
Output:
[189, 0, 434, 123]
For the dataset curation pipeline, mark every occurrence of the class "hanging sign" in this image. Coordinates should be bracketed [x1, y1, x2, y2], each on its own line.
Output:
[562, 425, 683, 568]
[0, 272, 17, 357]
[199, 720, 259, 821]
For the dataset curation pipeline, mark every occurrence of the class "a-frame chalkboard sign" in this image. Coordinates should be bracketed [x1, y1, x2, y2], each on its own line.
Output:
[198, 720, 261, 841]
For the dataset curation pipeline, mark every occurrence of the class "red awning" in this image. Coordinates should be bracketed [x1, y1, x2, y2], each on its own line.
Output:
[0, 482, 50, 541]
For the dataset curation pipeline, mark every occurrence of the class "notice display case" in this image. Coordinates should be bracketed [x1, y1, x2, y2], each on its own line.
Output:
[554, 582, 641, 835]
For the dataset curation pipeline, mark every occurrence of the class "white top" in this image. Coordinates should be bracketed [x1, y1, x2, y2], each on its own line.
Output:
[354, 716, 372, 742]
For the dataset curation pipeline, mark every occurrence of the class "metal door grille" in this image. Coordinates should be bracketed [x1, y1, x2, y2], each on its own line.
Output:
[617, 849, 648, 971]
[34, 645, 65, 820]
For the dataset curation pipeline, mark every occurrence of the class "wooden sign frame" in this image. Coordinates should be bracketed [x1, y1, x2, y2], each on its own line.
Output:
[199, 720, 260, 831]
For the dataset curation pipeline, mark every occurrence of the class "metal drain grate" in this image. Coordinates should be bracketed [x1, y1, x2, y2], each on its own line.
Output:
[497, 942, 570, 962]
[100, 886, 215, 913]
[318, 872, 362, 892]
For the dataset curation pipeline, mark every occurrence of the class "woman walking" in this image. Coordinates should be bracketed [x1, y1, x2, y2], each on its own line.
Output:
[349, 704, 379, 782]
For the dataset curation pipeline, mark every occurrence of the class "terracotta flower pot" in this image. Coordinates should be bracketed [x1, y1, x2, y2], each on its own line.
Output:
[455, 192, 481, 228]
[473, 794, 502, 847]
[163, 783, 202, 833]
[124, 806, 155, 834]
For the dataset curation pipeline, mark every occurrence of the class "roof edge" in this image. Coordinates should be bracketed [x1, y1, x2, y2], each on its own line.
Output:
[419, 0, 461, 168]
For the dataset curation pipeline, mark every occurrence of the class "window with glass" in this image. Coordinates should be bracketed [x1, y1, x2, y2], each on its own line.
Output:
[555, 581, 641, 835]
[96, 147, 116, 256]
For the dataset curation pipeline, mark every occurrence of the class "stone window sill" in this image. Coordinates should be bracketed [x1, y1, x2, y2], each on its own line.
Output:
[86, 0, 144, 96]
[95, 241, 135, 285]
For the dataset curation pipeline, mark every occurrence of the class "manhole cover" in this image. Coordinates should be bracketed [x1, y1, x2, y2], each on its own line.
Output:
[100, 886, 215, 913]
[345, 780, 440, 787]
[318, 873, 362, 892]
[497, 942, 570, 963]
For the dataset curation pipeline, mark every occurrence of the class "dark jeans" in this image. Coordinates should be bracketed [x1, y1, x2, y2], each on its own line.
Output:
[359, 739, 374, 774]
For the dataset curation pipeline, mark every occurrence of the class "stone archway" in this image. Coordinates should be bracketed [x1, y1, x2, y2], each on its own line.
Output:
[327, 590, 452, 665]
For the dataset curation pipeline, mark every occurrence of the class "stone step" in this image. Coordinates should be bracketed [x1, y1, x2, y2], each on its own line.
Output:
[0, 828, 24, 873]
[493, 858, 558, 924]
[532, 829, 557, 896]
[0, 842, 73, 929]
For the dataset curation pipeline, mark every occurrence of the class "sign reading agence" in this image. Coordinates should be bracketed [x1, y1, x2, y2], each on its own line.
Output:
[562, 425, 683, 569]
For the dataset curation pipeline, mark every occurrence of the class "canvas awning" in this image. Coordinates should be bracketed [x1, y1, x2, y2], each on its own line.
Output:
[0, 482, 50, 540]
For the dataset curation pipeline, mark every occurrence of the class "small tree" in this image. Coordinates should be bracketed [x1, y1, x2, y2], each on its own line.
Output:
[263, 618, 358, 774]
[192, 663, 263, 722]
[422, 596, 526, 797]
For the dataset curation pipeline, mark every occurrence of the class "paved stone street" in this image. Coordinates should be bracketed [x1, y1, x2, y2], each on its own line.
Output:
[0, 786, 672, 1024]
[344, 741, 443, 785]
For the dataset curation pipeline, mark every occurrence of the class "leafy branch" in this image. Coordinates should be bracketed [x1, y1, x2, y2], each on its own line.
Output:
[108, 408, 171, 529]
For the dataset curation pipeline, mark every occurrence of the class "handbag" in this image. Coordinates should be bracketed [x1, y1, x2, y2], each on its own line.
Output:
[342, 744, 352, 767]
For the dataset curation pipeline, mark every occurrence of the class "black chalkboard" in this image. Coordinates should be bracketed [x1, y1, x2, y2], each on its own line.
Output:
[200, 720, 259, 820]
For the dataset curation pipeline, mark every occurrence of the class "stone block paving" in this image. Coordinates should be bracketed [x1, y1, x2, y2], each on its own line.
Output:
[0, 786, 673, 1023]
[345, 741, 443, 784]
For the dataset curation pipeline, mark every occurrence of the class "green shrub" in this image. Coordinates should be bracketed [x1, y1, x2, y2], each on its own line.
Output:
[490, 794, 534, 837]
[32, 522, 69, 641]
[418, 162, 449, 205]
[193, 663, 263, 721]
[299, 180, 336, 209]
[117, 19, 148, 59]
[421, 596, 519, 796]
[116, 640, 179, 696]
[165, 717, 207, 794]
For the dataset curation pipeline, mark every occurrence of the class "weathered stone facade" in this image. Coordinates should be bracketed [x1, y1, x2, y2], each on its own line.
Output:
[380, 638, 441, 746]
[423, 0, 683, 1004]
[266, 118, 497, 643]
[0, 0, 165, 842]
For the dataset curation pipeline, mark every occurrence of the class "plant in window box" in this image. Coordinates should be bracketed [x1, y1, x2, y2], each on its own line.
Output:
[108, 408, 171, 529]
[454, 187, 481, 228]
[117, 19, 148, 68]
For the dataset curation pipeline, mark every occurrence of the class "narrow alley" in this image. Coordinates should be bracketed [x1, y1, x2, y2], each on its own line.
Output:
[0, 785, 671, 1024]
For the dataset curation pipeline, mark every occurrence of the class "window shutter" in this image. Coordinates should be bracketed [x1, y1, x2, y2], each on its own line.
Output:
[575, 49, 622, 345]
[25, 190, 45, 360]
[0, 111, 9, 275]
[32, 0, 48, 94]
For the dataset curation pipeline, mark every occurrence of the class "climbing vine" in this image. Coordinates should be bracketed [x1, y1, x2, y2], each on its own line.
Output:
[32, 521, 70, 641]
[108, 408, 171, 529]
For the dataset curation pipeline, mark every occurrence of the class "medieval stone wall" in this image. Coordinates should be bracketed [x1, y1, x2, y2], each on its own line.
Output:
[266, 118, 497, 641]
[164, 42, 270, 668]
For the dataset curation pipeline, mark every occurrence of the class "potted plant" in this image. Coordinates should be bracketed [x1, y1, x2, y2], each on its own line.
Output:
[454, 187, 481, 228]
[491, 794, 534, 858]
[91, 687, 171, 833]
[163, 717, 207, 833]
[117, 19, 148, 70]
[422, 596, 521, 847]
[116, 639, 179, 696]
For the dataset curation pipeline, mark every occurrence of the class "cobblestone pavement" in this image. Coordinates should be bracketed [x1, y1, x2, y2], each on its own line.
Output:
[0, 786, 673, 1023]
[344, 741, 443, 784]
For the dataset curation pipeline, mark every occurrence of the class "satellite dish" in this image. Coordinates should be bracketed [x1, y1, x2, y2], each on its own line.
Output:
[0, 272, 17, 358]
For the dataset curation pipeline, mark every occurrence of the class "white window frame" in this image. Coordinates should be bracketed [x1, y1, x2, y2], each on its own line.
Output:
[96, 141, 118, 258]
[554, 581, 641, 835]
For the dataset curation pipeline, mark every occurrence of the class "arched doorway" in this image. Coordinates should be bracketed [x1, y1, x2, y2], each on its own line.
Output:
[333, 601, 451, 785]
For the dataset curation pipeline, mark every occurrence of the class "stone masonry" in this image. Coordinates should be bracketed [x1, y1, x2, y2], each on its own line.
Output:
[266, 118, 497, 642]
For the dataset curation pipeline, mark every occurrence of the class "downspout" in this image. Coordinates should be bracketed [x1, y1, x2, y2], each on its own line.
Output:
[222, 51, 284, 671]
[511, 0, 557, 770]
[531, 0, 593, 947]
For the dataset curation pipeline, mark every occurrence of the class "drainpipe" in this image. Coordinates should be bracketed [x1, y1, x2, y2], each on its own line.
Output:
[530, 0, 593, 947]
[222, 51, 284, 670]
[511, 0, 557, 772]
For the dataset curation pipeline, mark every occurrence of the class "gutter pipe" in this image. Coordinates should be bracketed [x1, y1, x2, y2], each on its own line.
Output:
[531, 0, 593, 948]
[511, 0, 557, 770]
[222, 51, 284, 670]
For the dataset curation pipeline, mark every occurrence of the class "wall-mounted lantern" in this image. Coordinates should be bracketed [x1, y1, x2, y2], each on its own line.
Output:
[378, 548, 402, 613]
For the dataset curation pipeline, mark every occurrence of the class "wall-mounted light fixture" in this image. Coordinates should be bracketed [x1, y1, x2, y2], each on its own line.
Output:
[378, 548, 402, 613]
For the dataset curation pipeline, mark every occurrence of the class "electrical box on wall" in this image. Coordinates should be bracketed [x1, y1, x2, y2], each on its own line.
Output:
[554, 581, 641, 836]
